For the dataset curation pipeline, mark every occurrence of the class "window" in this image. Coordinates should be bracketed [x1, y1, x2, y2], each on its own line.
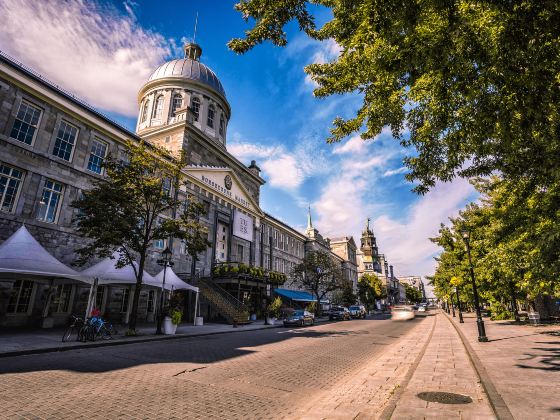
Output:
[147, 290, 155, 313]
[162, 177, 172, 197]
[152, 95, 164, 119]
[191, 97, 200, 121]
[37, 179, 63, 223]
[87, 139, 107, 174]
[207, 104, 215, 128]
[120, 288, 130, 313]
[141, 100, 150, 122]
[219, 114, 225, 136]
[52, 121, 78, 161]
[50, 284, 72, 313]
[0, 164, 24, 213]
[153, 218, 165, 249]
[172, 94, 183, 116]
[7, 280, 34, 313]
[237, 244, 244, 262]
[10, 101, 41, 145]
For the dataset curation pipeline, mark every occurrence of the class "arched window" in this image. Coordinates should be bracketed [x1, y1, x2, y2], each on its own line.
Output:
[219, 114, 225, 136]
[171, 94, 182, 116]
[207, 104, 215, 128]
[191, 97, 200, 121]
[141, 100, 150, 122]
[152, 95, 164, 119]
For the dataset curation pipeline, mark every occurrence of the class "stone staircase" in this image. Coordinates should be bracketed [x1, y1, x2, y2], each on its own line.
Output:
[198, 278, 251, 325]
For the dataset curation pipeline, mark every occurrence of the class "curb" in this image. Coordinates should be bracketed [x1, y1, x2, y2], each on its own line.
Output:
[0, 317, 332, 359]
[443, 311, 515, 420]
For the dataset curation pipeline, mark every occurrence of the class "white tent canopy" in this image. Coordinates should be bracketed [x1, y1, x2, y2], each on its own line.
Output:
[0, 225, 89, 284]
[154, 267, 199, 292]
[80, 253, 158, 286]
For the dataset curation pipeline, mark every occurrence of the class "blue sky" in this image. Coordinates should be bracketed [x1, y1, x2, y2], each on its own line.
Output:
[0, 0, 478, 282]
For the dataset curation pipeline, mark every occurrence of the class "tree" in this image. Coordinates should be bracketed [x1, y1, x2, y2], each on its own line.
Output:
[230, 1, 560, 194]
[332, 279, 357, 307]
[291, 250, 345, 315]
[404, 284, 423, 304]
[357, 273, 386, 311]
[73, 140, 210, 333]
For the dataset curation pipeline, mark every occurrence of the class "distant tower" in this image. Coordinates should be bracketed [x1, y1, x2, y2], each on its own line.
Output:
[360, 218, 379, 258]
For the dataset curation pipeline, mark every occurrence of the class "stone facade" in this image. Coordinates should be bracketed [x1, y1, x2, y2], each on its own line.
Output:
[0, 45, 360, 328]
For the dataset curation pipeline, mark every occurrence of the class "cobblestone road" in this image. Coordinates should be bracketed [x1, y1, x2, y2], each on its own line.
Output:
[0, 316, 425, 419]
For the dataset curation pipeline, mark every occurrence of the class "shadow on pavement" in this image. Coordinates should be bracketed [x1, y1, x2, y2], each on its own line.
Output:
[0, 317, 423, 375]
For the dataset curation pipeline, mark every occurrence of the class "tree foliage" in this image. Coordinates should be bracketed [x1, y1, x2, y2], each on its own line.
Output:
[404, 283, 423, 304]
[357, 273, 386, 310]
[332, 279, 357, 307]
[430, 176, 560, 319]
[291, 250, 345, 315]
[73, 140, 210, 332]
[230, 1, 560, 193]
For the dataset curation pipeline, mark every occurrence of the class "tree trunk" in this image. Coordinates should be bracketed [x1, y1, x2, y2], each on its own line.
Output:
[509, 282, 519, 322]
[128, 254, 145, 332]
[316, 295, 321, 317]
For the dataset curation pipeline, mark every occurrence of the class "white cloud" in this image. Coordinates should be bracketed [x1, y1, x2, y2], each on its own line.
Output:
[332, 136, 366, 155]
[228, 135, 328, 191]
[0, 0, 171, 117]
[383, 167, 408, 177]
[374, 178, 476, 278]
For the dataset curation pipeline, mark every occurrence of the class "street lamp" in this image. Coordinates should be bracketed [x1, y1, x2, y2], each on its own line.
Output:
[450, 297, 456, 317]
[156, 246, 174, 335]
[455, 286, 464, 323]
[461, 229, 488, 342]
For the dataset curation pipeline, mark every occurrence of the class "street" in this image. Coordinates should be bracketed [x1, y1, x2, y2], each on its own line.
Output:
[0, 316, 424, 419]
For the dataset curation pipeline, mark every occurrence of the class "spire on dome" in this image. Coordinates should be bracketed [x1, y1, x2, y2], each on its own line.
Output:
[307, 205, 313, 230]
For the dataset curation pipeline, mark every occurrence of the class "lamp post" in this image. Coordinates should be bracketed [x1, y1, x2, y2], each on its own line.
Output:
[451, 297, 456, 317]
[156, 246, 174, 335]
[461, 229, 488, 342]
[455, 286, 464, 323]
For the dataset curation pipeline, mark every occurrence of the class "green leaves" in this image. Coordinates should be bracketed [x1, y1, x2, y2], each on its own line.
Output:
[231, 0, 560, 194]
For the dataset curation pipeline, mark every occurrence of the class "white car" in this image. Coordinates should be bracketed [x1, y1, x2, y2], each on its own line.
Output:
[417, 305, 427, 312]
[391, 305, 415, 321]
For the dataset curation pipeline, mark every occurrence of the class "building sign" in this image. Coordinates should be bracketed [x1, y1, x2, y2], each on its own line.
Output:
[193, 170, 253, 211]
[233, 210, 253, 242]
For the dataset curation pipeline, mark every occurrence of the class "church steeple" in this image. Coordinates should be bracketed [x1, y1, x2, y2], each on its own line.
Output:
[307, 205, 313, 230]
[360, 216, 378, 258]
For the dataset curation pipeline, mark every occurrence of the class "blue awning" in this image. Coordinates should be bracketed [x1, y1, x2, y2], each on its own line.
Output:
[274, 288, 329, 303]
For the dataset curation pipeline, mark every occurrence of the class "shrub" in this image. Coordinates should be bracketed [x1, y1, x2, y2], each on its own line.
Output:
[267, 297, 282, 318]
[170, 308, 182, 325]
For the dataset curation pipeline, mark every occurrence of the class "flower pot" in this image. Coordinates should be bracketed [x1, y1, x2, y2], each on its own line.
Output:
[250, 313, 257, 321]
[163, 316, 177, 335]
[195, 316, 204, 326]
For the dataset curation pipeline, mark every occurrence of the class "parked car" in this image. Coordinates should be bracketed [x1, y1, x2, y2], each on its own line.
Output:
[329, 306, 351, 321]
[348, 305, 367, 319]
[391, 305, 415, 321]
[283, 310, 315, 327]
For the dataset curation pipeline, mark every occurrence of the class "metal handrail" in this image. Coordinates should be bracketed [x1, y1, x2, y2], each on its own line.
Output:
[198, 277, 248, 313]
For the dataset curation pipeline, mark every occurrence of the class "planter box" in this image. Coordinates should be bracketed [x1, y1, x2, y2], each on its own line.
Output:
[163, 316, 178, 335]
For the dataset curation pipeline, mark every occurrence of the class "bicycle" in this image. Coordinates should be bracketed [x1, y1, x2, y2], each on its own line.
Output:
[87, 316, 118, 341]
[62, 315, 85, 342]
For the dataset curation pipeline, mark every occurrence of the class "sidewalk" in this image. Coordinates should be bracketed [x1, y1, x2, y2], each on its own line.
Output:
[0, 317, 329, 357]
[448, 312, 560, 419]
[298, 312, 494, 419]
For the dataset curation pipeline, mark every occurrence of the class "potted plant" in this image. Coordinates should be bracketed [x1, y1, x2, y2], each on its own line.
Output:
[267, 297, 282, 325]
[163, 308, 182, 335]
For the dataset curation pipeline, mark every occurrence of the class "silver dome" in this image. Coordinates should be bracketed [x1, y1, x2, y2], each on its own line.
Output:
[148, 58, 226, 98]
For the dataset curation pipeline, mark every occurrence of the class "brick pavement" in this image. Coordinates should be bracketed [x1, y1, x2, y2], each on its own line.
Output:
[0, 316, 423, 419]
[449, 313, 560, 420]
[298, 312, 494, 420]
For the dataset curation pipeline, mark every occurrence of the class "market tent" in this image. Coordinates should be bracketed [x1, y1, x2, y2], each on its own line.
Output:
[0, 225, 89, 284]
[154, 267, 198, 292]
[80, 254, 159, 321]
[80, 254, 158, 286]
[154, 267, 200, 325]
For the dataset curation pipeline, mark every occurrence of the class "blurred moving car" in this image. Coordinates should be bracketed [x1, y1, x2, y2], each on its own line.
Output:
[391, 305, 415, 321]
[283, 310, 315, 327]
[329, 306, 351, 321]
[348, 305, 367, 319]
[417, 305, 427, 312]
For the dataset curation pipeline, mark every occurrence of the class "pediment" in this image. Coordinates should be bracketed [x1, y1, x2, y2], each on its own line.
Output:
[186, 165, 262, 215]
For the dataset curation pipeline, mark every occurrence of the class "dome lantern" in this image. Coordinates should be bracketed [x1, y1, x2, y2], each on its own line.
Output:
[184, 42, 202, 61]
